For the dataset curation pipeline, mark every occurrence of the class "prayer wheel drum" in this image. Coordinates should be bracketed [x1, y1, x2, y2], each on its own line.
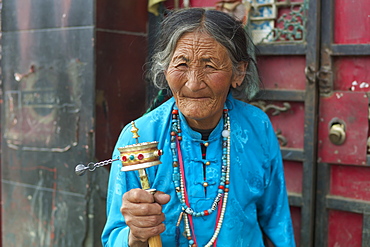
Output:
[118, 141, 163, 172]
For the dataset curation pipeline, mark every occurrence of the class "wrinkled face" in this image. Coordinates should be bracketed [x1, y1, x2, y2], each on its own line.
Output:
[165, 32, 243, 129]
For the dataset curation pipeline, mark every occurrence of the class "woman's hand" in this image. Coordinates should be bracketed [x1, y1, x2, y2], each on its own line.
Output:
[121, 188, 170, 247]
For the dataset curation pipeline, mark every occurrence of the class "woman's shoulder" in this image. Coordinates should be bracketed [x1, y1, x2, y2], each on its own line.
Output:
[229, 97, 270, 122]
[229, 97, 275, 141]
[135, 97, 175, 126]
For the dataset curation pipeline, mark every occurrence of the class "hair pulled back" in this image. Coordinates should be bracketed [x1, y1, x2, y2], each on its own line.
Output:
[149, 8, 260, 100]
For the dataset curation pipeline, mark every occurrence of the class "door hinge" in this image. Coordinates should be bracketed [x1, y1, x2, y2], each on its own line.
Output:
[317, 48, 333, 95]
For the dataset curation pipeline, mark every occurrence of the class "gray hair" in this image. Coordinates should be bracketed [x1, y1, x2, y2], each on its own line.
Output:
[149, 8, 260, 101]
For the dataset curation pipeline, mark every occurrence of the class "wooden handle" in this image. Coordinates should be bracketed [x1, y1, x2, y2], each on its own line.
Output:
[148, 235, 162, 247]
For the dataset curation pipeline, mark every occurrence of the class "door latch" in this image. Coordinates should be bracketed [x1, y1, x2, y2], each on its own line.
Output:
[329, 123, 346, 145]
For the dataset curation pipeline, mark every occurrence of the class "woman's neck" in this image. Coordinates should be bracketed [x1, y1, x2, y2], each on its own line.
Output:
[184, 112, 222, 130]
[191, 127, 214, 140]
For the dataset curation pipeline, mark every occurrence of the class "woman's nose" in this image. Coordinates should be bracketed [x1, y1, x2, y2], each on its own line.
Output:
[185, 69, 206, 92]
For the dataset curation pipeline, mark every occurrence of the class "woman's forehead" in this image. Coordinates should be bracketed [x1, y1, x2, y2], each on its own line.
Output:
[173, 32, 228, 59]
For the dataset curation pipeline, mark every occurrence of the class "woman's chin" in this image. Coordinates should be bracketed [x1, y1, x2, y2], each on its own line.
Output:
[181, 108, 206, 119]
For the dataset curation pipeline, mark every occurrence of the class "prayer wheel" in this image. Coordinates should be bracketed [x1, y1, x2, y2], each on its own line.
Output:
[75, 122, 163, 247]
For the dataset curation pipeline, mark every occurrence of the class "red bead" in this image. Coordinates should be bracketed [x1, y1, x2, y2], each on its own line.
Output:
[122, 156, 127, 162]
[157, 150, 162, 156]
[219, 185, 224, 190]
[171, 131, 176, 136]
[204, 210, 209, 216]
[225, 188, 229, 192]
[187, 236, 192, 240]
[223, 109, 228, 112]
[172, 109, 178, 114]
[225, 180, 230, 185]
[138, 154, 144, 160]
[177, 136, 182, 141]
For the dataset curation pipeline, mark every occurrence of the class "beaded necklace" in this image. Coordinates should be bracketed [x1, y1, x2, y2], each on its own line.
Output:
[170, 107, 231, 247]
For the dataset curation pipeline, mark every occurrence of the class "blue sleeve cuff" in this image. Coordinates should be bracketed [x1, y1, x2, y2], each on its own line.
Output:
[104, 226, 130, 247]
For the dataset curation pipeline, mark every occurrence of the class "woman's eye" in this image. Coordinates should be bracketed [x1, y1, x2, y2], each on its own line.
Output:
[206, 64, 216, 69]
[176, 63, 187, 68]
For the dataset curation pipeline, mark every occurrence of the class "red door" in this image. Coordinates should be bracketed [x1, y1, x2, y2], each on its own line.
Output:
[315, 0, 370, 246]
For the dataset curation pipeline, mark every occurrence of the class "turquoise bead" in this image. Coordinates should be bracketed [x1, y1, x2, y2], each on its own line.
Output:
[173, 173, 180, 181]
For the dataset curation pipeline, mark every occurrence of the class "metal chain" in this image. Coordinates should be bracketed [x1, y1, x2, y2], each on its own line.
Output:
[75, 158, 119, 176]
[87, 158, 119, 171]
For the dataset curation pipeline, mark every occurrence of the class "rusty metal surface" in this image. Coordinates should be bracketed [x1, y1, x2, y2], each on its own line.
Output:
[258, 55, 307, 90]
[333, 56, 370, 92]
[284, 161, 303, 194]
[330, 165, 370, 201]
[317, 92, 368, 165]
[333, 0, 370, 44]
[328, 210, 363, 246]
[1, 1, 107, 246]
[2, 0, 93, 31]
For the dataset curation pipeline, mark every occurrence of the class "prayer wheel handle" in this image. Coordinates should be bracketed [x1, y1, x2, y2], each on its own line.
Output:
[148, 235, 162, 247]
[142, 188, 162, 247]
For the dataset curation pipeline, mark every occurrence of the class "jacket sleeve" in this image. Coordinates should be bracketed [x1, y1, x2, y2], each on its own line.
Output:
[256, 122, 296, 247]
[101, 126, 142, 247]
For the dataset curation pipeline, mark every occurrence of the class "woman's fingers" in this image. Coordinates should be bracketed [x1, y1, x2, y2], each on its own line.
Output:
[128, 214, 166, 228]
[121, 189, 165, 216]
[121, 189, 169, 244]
[128, 223, 166, 244]
[124, 188, 155, 203]
[153, 191, 171, 205]
[121, 198, 163, 216]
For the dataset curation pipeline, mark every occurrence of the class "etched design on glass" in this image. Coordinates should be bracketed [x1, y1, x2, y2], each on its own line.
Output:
[247, 0, 308, 43]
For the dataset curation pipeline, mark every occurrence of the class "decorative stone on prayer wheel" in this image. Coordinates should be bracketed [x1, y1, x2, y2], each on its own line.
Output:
[118, 141, 163, 172]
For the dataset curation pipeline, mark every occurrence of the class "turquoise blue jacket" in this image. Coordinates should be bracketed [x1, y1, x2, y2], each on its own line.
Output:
[102, 94, 295, 247]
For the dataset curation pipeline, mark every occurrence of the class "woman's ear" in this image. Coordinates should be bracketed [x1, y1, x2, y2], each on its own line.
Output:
[231, 61, 248, 88]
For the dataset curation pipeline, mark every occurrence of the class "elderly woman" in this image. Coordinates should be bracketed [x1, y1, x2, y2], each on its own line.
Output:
[102, 8, 295, 247]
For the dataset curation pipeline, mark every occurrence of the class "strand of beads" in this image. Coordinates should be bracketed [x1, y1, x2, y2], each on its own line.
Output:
[171, 109, 196, 245]
[171, 107, 231, 247]
[204, 109, 231, 247]
[171, 109, 229, 218]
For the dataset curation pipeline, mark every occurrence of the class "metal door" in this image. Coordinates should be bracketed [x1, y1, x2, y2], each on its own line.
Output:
[247, 0, 370, 246]
[1, 1, 106, 246]
[248, 0, 370, 246]
[314, 0, 370, 246]
[249, 0, 319, 245]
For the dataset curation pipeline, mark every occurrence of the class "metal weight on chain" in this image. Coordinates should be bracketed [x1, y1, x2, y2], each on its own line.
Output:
[75, 158, 119, 176]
